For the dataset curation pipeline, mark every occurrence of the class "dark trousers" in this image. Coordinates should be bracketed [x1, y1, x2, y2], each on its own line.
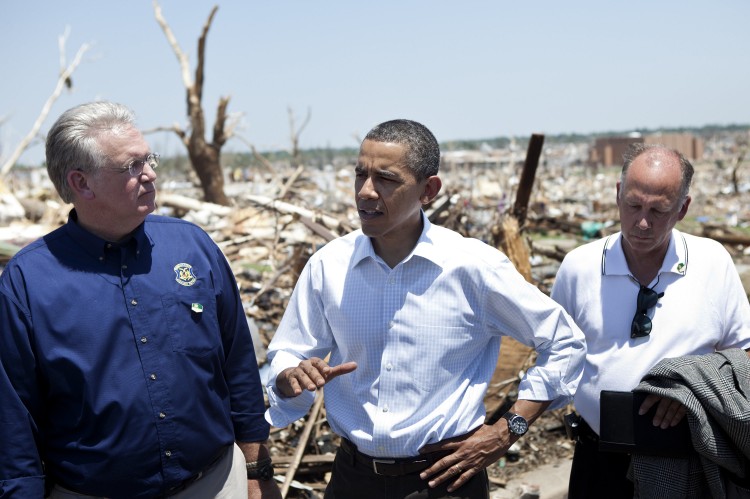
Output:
[324, 443, 489, 499]
[568, 419, 634, 499]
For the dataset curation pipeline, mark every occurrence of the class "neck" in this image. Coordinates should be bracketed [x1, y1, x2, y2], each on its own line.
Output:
[75, 212, 140, 243]
[372, 220, 424, 269]
[622, 245, 667, 286]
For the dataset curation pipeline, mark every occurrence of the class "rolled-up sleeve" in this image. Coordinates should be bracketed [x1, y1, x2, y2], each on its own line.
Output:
[264, 260, 334, 428]
[484, 257, 586, 409]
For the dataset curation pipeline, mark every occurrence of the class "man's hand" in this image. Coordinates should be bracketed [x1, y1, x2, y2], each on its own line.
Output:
[248, 476, 281, 499]
[639, 393, 687, 429]
[238, 441, 282, 498]
[418, 423, 512, 493]
[276, 358, 357, 398]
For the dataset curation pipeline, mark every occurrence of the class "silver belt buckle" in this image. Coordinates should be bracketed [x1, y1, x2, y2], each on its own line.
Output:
[372, 458, 396, 475]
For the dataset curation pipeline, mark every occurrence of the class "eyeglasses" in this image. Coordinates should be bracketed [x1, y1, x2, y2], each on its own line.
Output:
[630, 285, 664, 338]
[106, 153, 160, 177]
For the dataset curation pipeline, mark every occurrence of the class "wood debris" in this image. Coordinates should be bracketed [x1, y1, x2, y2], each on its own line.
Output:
[1, 138, 749, 497]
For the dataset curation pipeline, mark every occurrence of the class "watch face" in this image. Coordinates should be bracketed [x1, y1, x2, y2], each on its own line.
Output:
[247, 462, 275, 481]
[506, 414, 528, 435]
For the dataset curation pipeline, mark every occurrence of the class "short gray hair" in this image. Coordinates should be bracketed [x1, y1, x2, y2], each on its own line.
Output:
[363, 119, 440, 181]
[45, 101, 137, 203]
[620, 143, 694, 203]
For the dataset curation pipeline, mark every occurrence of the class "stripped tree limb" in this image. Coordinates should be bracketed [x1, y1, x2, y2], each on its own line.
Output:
[153, 0, 231, 205]
[243, 193, 355, 237]
[288, 106, 311, 169]
[0, 29, 90, 178]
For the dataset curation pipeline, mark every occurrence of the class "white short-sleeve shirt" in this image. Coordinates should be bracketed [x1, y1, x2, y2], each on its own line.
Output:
[551, 229, 750, 434]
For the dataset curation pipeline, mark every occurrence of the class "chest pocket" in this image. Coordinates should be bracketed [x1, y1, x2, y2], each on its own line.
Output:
[162, 290, 220, 356]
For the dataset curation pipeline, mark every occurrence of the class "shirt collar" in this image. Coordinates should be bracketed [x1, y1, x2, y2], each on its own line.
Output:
[64, 209, 149, 260]
[349, 211, 438, 270]
[601, 229, 688, 278]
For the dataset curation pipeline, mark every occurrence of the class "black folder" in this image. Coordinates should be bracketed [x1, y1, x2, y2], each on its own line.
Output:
[599, 390, 692, 457]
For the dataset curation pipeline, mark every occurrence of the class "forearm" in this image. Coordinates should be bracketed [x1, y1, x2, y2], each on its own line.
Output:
[236, 441, 271, 462]
[237, 441, 282, 499]
[506, 399, 552, 426]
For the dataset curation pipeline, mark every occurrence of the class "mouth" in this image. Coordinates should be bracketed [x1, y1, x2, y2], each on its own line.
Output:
[628, 232, 651, 243]
[358, 208, 382, 221]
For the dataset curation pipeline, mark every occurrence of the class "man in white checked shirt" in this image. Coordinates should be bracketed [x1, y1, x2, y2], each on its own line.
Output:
[265, 119, 586, 499]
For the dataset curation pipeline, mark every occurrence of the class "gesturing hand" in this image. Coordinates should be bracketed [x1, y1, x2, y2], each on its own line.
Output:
[276, 357, 357, 398]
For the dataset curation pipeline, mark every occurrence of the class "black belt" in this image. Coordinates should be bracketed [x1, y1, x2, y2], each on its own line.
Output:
[339, 438, 448, 477]
[576, 417, 600, 445]
[155, 446, 229, 498]
[54, 446, 230, 498]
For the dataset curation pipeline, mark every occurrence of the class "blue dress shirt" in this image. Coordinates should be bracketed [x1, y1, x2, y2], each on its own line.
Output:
[266, 214, 585, 457]
[0, 212, 268, 498]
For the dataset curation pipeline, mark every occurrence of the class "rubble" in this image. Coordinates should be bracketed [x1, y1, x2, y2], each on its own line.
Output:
[1, 145, 749, 497]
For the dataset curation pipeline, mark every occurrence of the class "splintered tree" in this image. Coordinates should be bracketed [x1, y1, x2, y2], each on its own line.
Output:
[0, 27, 89, 179]
[153, 1, 235, 205]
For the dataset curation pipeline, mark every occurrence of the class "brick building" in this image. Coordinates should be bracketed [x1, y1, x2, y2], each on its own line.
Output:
[589, 132, 704, 166]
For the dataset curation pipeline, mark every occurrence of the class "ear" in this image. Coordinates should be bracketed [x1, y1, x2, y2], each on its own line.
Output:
[67, 169, 96, 201]
[676, 195, 691, 221]
[420, 176, 442, 205]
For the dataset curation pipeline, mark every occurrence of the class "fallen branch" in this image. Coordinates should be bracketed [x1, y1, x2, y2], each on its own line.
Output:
[281, 391, 326, 498]
[1, 29, 90, 177]
[243, 193, 354, 236]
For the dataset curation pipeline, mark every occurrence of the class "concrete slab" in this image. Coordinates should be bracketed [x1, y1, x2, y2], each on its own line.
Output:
[490, 458, 571, 499]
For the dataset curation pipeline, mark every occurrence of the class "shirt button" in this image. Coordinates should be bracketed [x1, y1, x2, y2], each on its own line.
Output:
[121, 265, 128, 270]
[140, 337, 147, 343]
[131, 299, 138, 306]
[150, 373, 157, 380]
[382, 405, 389, 413]
[159, 412, 166, 419]
[165, 450, 172, 457]
[99, 256, 104, 261]
[386, 363, 393, 371]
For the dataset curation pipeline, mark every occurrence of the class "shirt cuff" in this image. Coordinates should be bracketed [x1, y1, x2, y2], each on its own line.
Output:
[517, 366, 573, 410]
[264, 383, 316, 428]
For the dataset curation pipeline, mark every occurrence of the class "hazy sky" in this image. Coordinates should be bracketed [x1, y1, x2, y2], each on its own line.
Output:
[2, 1, 749, 165]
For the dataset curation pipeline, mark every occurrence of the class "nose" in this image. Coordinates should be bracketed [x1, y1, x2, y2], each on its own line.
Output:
[357, 177, 378, 200]
[636, 213, 650, 230]
[141, 162, 157, 181]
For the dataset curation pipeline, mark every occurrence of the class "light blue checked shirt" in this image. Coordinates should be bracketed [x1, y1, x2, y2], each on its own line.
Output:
[265, 214, 585, 458]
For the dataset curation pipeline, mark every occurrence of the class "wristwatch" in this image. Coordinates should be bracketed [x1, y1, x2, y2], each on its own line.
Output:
[503, 412, 529, 436]
[246, 457, 275, 481]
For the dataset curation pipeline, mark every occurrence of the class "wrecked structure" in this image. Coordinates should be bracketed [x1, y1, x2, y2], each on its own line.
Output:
[1, 131, 749, 497]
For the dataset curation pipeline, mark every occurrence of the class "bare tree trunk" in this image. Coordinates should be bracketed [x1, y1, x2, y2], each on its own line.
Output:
[0, 28, 89, 178]
[731, 149, 746, 195]
[153, 1, 234, 205]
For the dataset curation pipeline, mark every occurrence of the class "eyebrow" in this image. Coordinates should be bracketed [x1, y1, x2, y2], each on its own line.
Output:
[354, 165, 401, 180]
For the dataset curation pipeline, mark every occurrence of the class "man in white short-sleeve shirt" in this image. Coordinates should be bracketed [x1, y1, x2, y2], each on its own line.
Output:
[551, 143, 750, 498]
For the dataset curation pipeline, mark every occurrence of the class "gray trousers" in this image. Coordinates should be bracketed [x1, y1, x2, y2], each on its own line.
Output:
[49, 443, 248, 499]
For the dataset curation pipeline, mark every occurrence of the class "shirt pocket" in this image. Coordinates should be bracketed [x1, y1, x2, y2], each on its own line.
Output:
[162, 289, 220, 356]
[405, 325, 476, 393]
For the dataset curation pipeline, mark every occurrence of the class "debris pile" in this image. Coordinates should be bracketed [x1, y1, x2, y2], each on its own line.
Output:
[1, 148, 749, 497]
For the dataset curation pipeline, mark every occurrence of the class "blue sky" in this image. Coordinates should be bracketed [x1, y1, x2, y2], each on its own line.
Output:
[2, 1, 749, 165]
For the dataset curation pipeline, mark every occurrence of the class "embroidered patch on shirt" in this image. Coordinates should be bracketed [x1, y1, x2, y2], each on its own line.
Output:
[174, 263, 197, 286]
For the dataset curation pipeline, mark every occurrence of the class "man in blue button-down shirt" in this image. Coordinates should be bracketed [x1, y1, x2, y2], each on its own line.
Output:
[0, 102, 281, 499]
